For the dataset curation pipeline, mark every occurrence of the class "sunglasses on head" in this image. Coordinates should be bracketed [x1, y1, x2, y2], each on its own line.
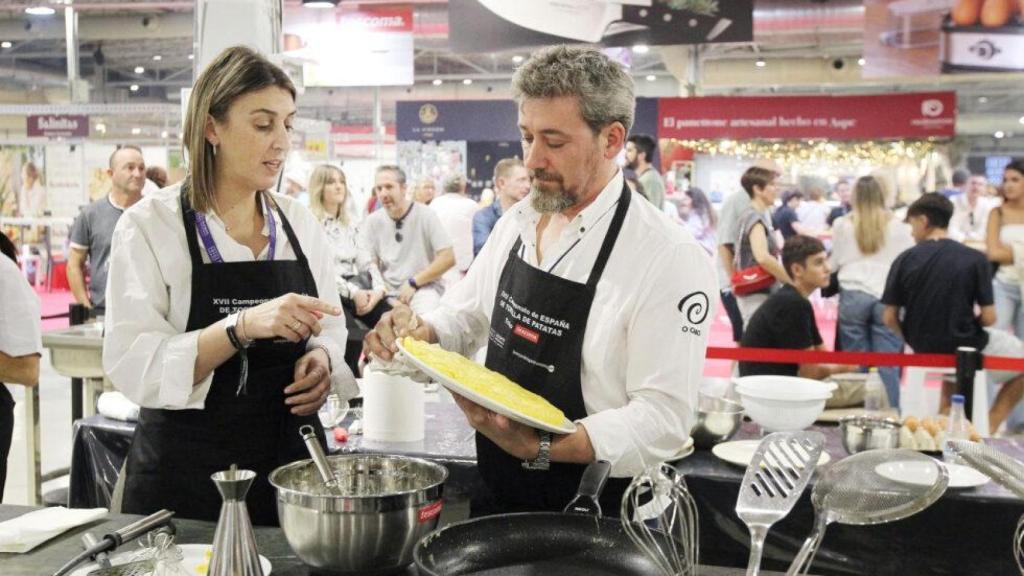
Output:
[395, 219, 403, 243]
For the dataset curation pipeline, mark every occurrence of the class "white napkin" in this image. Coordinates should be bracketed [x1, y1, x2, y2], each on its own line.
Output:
[0, 507, 107, 553]
[97, 391, 141, 422]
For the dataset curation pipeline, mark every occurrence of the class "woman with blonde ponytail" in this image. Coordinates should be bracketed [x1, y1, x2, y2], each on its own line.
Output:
[829, 175, 914, 408]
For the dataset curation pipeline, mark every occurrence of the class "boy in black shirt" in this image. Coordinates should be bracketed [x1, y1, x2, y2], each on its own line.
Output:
[740, 235, 856, 378]
[882, 193, 1024, 433]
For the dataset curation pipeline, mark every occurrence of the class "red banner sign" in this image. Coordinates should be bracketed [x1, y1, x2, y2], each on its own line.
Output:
[658, 92, 956, 140]
[27, 114, 89, 138]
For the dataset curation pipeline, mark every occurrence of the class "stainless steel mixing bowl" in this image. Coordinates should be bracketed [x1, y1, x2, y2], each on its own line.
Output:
[690, 392, 745, 449]
[839, 415, 901, 454]
[270, 454, 448, 575]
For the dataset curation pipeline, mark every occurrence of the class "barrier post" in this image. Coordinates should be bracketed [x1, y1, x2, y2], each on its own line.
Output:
[955, 346, 980, 417]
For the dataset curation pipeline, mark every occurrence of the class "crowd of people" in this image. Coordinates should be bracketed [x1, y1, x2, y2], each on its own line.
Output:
[711, 160, 1024, 435]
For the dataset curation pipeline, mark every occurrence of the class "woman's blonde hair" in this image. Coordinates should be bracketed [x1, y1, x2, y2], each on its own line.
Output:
[182, 45, 295, 213]
[309, 164, 349, 225]
[851, 175, 891, 255]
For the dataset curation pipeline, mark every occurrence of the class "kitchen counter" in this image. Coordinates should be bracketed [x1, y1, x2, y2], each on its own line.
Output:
[0, 505, 785, 576]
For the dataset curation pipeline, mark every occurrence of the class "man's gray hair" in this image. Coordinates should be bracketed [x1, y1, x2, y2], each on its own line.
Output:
[442, 174, 465, 194]
[376, 164, 407, 185]
[512, 45, 635, 135]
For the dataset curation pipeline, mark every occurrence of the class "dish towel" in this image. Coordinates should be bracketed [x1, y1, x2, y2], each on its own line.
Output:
[97, 391, 140, 422]
[0, 506, 107, 553]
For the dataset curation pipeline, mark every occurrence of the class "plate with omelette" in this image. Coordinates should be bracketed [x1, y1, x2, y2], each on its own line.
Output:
[397, 337, 576, 434]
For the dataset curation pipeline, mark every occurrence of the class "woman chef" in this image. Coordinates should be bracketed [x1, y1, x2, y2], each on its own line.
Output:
[103, 46, 356, 525]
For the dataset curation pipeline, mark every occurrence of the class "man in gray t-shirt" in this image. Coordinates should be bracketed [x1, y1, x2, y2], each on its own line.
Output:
[68, 146, 146, 315]
[359, 165, 454, 315]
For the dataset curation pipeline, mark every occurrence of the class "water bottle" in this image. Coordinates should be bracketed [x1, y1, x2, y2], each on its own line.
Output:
[943, 394, 970, 465]
[863, 368, 884, 415]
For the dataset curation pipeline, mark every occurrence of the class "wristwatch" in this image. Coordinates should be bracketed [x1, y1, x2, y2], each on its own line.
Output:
[407, 277, 419, 290]
[522, 431, 552, 471]
[225, 311, 251, 350]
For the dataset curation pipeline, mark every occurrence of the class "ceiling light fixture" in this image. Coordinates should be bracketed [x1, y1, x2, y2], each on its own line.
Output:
[1019, 116, 1024, 126]
[24, 6, 56, 16]
[462, 78, 473, 85]
[152, 55, 162, 61]
[632, 44, 649, 54]
[645, 74, 657, 82]
[0, 42, 11, 49]
[978, 96, 988, 104]
[129, 84, 139, 92]
[95, 123, 106, 133]
[131, 127, 142, 135]
[187, 54, 194, 60]
[512, 55, 524, 64]
[161, 130, 169, 139]
[858, 57, 866, 66]
[302, 0, 339, 7]
[432, 78, 443, 86]
[755, 58, 766, 68]
[134, 66, 145, 74]
[995, 131, 1006, 139]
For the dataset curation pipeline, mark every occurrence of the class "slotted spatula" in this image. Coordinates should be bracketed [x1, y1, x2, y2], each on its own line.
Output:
[736, 431, 825, 576]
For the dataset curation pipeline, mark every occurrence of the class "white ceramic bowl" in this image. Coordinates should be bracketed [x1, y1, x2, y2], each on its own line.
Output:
[737, 393, 828, 432]
[733, 376, 837, 401]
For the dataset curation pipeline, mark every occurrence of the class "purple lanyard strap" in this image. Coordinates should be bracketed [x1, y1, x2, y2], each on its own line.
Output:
[194, 194, 278, 263]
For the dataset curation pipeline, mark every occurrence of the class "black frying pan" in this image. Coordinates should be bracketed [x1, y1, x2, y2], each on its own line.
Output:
[414, 461, 673, 576]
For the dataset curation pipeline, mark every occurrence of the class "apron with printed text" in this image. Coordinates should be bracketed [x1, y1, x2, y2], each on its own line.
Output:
[122, 190, 325, 526]
[474, 183, 631, 516]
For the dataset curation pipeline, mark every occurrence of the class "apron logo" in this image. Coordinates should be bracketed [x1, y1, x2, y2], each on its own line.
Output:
[677, 291, 709, 335]
[513, 324, 540, 344]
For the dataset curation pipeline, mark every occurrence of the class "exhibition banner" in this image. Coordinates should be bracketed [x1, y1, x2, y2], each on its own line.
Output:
[27, 115, 89, 138]
[657, 92, 957, 140]
[397, 100, 520, 142]
[450, 0, 753, 52]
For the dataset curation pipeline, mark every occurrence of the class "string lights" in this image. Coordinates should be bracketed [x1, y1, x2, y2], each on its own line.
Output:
[664, 138, 945, 171]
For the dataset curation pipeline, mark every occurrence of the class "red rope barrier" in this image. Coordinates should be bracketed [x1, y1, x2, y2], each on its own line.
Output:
[706, 346, 1024, 372]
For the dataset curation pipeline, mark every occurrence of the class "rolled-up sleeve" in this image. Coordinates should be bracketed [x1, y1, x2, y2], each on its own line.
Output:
[579, 242, 717, 476]
[102, 212, 213, 409]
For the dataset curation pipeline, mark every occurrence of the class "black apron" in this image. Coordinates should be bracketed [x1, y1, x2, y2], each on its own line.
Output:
[473, 183, 631, 516]
[122, 191, 325, 526]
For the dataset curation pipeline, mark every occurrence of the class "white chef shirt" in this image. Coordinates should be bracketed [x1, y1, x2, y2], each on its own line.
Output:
[102, 185, 356, 411]
[423, 171, 718, 477]
[0, 255, 43, 358]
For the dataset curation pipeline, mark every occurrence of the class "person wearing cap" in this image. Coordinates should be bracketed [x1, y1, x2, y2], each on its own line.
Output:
[882, 192, 1024, 433]
[364, 46, 715, 516]
[102, 46, 356, 525]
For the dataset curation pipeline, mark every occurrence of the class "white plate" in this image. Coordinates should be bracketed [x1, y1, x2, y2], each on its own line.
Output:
[711, 439, 832, 468]
[396, 339, 576, 434]
[69, 544, 272, 576]
[875, 460, 990, 489]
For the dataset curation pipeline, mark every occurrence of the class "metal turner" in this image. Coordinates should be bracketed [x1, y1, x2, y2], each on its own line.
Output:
[736, 431, 825, 576]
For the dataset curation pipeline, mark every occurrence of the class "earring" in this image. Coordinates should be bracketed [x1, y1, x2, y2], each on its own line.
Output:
[212, 144, 218, 157]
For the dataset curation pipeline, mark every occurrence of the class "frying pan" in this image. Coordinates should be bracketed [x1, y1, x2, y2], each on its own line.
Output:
[414, 461, 675, 576]
[477, 0, 733, 44]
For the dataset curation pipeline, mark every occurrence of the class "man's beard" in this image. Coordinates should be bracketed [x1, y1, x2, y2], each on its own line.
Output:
[530, 171, 576, 214]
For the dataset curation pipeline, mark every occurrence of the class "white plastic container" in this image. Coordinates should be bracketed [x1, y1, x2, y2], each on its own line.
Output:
[362, 369, 425, 442]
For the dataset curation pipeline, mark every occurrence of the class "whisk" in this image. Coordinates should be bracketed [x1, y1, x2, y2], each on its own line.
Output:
[621, 463, 699, 576]
[1016, 514, 1024, 575]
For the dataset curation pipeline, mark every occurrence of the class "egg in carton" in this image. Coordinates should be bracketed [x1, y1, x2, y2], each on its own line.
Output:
[899, 415, 981, 451]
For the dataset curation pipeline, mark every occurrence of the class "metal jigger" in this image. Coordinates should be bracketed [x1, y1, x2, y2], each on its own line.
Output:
[210, 465, 265, 576]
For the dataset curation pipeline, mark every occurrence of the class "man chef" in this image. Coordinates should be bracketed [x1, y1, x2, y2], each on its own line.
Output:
[365, 45, 716, 515]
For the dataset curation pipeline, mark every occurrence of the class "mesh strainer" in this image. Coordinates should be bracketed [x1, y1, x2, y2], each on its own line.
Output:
[946, 439, 1024, 499]
[784, 449, 949, 576]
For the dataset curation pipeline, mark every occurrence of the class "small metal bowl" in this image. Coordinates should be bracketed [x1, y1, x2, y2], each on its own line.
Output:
[691, 393, 745, 450]
[839, 415, 901, 454]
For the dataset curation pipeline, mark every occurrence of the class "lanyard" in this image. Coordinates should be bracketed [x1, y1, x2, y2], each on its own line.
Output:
[194, 194, 277, 263]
